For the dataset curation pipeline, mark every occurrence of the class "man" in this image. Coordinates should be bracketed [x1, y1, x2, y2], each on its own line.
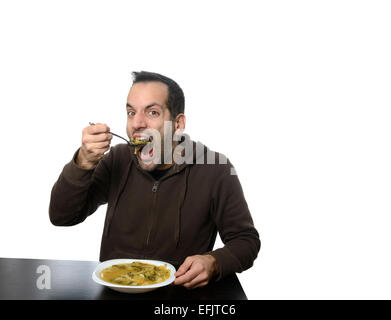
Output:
[49, 71, 260, 289]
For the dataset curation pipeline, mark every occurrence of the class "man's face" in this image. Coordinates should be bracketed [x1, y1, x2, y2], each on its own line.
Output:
[126, 81, 174, 171]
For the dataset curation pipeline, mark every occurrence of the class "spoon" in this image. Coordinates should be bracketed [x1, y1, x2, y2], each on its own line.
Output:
[88, 122, 138, 146]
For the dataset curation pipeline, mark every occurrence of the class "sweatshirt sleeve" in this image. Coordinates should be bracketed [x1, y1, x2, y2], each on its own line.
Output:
[48, 148, 112, 226]
[208, 160, 261, 280]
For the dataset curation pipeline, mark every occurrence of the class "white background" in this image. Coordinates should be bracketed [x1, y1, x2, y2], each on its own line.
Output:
[0, 0, 390, 299]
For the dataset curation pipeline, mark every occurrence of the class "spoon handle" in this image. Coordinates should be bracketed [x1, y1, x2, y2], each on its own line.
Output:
[88, 122, 133, 146]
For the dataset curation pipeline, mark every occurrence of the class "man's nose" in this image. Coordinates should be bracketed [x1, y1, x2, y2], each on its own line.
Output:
[131, 112, 147, 130]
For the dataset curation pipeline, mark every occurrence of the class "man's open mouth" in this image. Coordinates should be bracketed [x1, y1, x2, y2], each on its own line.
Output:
[131, 136, 155, 161]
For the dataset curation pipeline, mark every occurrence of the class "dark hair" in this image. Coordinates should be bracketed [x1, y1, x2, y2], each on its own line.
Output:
[131, 71, 185, 119]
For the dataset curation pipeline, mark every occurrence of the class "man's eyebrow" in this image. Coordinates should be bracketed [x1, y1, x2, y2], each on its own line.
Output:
[126, 103, 163, 109]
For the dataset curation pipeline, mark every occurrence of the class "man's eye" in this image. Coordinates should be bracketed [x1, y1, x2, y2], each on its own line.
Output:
[127, 111, 135, 117]
[148, 110, 160, 117]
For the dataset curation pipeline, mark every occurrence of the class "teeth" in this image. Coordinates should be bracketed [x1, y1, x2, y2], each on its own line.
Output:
[131, 137, 150, 144]
[136, 136, 150, 140]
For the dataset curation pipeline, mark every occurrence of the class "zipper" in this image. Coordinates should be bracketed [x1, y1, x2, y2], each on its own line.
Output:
[151, 181, 159, 192]
[146, 181, 160, 247]
[141, 165, 187, 248]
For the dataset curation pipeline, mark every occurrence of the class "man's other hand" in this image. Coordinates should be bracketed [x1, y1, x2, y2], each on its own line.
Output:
[174, 254, 219, 289]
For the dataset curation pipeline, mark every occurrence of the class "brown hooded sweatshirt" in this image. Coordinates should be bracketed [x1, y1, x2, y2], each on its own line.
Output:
[49, 137, 260, 280]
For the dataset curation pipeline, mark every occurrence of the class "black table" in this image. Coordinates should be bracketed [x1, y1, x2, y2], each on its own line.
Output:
[0, 258, 247, 300]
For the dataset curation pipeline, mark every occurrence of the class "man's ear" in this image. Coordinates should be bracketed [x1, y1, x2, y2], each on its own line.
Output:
[174, 113, 186, 131]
